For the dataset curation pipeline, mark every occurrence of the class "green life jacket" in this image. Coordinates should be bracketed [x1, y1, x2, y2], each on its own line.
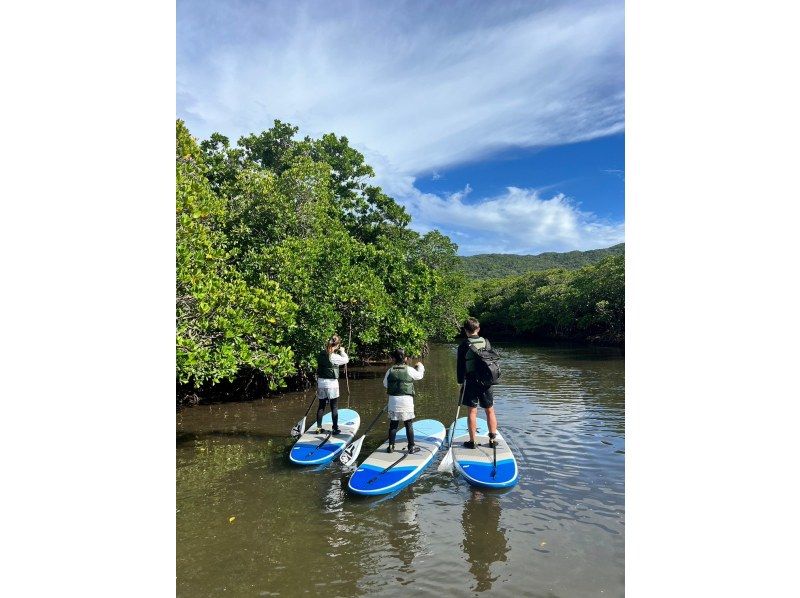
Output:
[465, 336, 486, 375]
[387, 364, 415, 396]
[316, 349, 339, 379]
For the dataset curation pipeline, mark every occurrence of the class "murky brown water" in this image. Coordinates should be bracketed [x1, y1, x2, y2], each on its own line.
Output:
[177, 342, 624, 597]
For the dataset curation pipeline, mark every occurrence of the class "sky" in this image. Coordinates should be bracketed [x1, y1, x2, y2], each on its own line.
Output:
[177, 0, 624, 255]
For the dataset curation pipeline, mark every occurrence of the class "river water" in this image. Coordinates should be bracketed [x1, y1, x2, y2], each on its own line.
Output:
[177, 342, 625, 597]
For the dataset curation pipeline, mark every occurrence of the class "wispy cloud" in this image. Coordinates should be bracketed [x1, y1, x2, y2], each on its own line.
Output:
[177, 0, 624, 253]
[602, 169, 625, 181]
[178, 0, 623, 174]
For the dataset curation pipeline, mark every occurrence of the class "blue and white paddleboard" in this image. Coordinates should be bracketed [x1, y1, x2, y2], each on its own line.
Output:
[450, 417, 518, 489]
[348, 419, 445, 496]
[289, 408, 360, 466]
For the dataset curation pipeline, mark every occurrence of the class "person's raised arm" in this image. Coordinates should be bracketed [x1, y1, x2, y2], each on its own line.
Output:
[408, 362, 425, 380]
[330, 348, 349, 365]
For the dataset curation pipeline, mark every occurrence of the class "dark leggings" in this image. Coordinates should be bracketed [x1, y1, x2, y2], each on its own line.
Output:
[389, 419, 415, 447]
[317, 398, 339, 429]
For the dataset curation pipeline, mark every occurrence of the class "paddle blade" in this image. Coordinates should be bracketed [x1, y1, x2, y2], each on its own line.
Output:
[437, 447, 454, 472]
[290, 416, 306, 438]
[339, 437, 364, 466]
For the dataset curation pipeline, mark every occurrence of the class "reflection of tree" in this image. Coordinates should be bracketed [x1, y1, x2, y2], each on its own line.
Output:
[461, 490, 509, 592]
[387, 499, 420, 573]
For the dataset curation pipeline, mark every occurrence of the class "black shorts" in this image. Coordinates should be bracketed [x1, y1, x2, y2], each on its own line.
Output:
[461, 380, 494, 409]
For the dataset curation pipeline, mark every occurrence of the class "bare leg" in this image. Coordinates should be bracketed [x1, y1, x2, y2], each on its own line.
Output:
[485, 406, 498, 435]
[468, 406, 478, 442]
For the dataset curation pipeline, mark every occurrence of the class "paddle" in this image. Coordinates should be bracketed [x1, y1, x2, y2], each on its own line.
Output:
[339, 406, 387, 466]
[344, 322, 352, 407]
[305, 430, 334, 458]
[366, 450, 410, 485]
[491, 438, 497, 479]
[290, 394, 317, 438]
[437, 382, 468, 472]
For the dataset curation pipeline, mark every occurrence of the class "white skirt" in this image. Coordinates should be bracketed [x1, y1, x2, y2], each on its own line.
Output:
[388, 410, 415, 421]
[316, 385, 339, 400]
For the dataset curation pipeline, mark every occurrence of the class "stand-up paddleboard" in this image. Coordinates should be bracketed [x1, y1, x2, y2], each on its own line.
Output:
[289, 409, 360, 466]
[450, 417, 518, 488]
[348, 419, 445, 496]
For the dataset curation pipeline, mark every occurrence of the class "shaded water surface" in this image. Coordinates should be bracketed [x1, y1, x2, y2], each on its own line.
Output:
[177, 343, 624, 597]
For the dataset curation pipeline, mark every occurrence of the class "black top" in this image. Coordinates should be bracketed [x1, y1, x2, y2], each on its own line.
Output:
[456, 336, 493, 384]
[316, 349, 339, 379]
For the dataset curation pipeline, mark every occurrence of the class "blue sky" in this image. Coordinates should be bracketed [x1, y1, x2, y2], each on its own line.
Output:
[177, 0, 624, 255]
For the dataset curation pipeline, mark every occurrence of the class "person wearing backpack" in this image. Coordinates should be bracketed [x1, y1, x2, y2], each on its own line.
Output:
[456, 317, 499, 449]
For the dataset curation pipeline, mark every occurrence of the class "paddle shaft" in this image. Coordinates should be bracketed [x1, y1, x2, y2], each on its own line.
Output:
[301, 394, 316, 420]
[344, 321, 352, 402]
[447, 381, 468, 449]
[304, 430, 334, 458]
[348, 406, 386, 447]
[367, 451, 409, 485]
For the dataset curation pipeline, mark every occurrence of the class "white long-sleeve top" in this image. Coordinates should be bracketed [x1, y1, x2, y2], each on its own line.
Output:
[383, 363, 425, 412]
[317, 349, 349, 390]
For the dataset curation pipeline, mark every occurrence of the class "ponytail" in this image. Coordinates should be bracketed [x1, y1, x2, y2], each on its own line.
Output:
[326, 334, 342, 354]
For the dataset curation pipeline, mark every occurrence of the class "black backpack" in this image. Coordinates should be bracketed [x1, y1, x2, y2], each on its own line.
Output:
[469, 343, 501, 388]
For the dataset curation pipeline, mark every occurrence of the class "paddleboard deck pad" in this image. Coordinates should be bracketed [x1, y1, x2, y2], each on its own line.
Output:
[348, 419, 445, 496]
[450, 416, 518, 488]
[289, 408, 360, 466]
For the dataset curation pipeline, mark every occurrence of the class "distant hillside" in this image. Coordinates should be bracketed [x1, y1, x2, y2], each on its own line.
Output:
[460, 243, 625, 279]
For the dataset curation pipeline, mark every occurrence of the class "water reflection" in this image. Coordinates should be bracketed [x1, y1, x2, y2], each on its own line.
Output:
[461, 489, 509, 592]
[387, 499, 420, 579]
[177, 342, 624, 598]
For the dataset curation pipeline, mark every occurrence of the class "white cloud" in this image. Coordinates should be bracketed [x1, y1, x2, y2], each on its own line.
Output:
[177, 0, 625, 254]
[401, 185, 625, 256]
[359, 151, 624, 255]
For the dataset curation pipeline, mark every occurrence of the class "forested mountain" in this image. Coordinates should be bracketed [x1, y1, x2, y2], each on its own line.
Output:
[472, 254, 624, 344]
[460, 243, 625, 279]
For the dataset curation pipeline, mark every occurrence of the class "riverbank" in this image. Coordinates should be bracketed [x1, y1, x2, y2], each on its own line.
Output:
[176, 337, 621, 409]
[478, 330, 624, 347]
[176, 351, 409, 409]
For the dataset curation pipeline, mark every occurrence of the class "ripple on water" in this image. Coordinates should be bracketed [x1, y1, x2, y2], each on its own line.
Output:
[177, 342, 624, 598]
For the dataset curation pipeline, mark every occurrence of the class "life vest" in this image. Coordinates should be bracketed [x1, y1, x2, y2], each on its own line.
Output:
[464, 336, 486, 375]
[387, 364, 415, 396]
[316, 349, 339, 379]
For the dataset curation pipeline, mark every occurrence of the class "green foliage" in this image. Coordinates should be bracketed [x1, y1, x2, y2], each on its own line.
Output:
[176, 121, 296, 387]
[472, 255, 625, 343]
[460, 243, 625, 279]
[176, 119, 470, 390]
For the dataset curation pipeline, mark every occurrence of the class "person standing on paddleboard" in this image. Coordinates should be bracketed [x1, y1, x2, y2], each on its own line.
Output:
[383, 348, 425, 454]
[457, 317, 498, 449]
[315, 335, 349, 435]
